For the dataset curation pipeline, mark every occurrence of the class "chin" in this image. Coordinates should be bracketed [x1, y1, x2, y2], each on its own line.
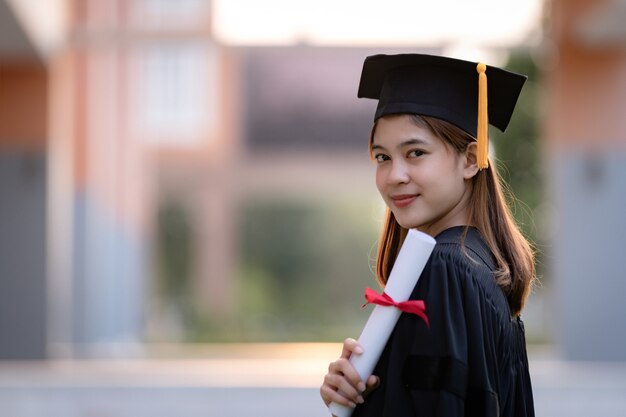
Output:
[394, 216, 424, 230]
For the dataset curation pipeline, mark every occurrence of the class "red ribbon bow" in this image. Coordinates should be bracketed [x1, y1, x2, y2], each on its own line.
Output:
[363, 287, 429, 327]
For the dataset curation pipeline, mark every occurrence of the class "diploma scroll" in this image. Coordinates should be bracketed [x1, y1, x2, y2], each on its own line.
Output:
[328, 229, 436, 417]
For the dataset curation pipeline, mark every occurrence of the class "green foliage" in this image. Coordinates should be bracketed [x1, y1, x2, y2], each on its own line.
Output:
[490, 49, 544, 244]
[156, 200, 194, 300]
[197, 197, 381, 342]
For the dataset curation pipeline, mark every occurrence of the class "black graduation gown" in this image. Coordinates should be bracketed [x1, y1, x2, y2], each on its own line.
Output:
[353, 226, 534, 417]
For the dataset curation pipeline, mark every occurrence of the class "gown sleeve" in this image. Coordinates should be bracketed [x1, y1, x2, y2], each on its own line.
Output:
[353, 243, 510, 417]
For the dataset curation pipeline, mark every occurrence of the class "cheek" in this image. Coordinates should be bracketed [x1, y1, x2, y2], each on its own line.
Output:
[431, 154, 464, 189]
[375, 168, 386, 193]
[442, 166, 468, 199]
[411, 166, 437, 189]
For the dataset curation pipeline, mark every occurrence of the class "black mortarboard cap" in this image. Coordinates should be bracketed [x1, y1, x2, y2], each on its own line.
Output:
[357, 54, 527, 168]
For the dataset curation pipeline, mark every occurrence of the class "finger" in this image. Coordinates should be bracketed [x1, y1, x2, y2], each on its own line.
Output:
[334, 376, 364, 404]
[363, 375, 380, 397]
[323, 373, 361, 400]
[320, 383, 357, 409]
[319, 384, 333, 406]
[366, 375, 380, 390]
[329, 358, 365, 392]
[340, 338, 364, 359]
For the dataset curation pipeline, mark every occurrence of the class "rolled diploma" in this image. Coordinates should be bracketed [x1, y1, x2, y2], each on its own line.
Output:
[328, 229, 436, 417]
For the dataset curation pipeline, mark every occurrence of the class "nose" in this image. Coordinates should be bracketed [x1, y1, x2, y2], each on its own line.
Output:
[387, 160, 410, 184]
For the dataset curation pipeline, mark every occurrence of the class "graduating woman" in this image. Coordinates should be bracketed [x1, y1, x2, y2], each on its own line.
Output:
[320, 54, 536, 416]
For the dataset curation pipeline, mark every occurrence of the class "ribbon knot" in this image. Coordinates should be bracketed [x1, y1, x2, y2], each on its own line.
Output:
[363, 287, 429, 327]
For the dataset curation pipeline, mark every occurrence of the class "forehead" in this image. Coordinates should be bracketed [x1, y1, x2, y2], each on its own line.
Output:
[372, 115, 438, 145]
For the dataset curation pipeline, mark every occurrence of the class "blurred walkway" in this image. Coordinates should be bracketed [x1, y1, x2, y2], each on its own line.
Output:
[0, 344, 625, 417]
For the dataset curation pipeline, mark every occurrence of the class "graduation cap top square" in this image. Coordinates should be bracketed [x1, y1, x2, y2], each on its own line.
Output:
[357, 53, 527, 137]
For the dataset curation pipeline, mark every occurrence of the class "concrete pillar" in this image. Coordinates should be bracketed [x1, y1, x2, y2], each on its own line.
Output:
[46, 0, 148, 358]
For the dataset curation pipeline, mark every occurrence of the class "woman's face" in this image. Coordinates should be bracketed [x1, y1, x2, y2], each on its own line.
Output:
[372, 114, 474, 237]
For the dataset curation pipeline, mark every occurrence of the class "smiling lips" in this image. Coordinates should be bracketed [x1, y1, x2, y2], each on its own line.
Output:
[390, 194, 419, 208]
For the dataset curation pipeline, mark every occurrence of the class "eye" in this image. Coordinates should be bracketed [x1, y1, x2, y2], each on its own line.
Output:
[374, 153, 389, 163]
[407, 149, 424, 158]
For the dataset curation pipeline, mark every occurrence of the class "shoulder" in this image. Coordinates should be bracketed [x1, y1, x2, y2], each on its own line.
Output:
[418, 227, 508, 311]
[430, 226, 496, 276]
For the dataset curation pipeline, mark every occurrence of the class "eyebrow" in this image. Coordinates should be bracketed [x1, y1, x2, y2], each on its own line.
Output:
[371, 138, 428, 151]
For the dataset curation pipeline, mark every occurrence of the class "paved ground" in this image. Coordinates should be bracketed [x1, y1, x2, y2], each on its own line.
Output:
[0, 344, 625, 417]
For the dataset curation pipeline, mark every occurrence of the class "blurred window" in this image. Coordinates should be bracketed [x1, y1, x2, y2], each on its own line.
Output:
[134, 43, 219, 146]
[130, 0, 210, 29]
[243, 47, 377, 151]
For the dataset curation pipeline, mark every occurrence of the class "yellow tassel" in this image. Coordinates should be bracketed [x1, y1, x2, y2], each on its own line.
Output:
[476, 63, 489, 170]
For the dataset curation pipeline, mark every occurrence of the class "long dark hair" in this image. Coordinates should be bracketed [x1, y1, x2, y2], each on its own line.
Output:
[371, 115, 535, 316]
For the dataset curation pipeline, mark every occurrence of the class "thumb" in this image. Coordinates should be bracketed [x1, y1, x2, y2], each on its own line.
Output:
[364, 375, 380, 396]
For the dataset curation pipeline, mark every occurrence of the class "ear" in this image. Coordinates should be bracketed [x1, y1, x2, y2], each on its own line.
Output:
[463, 142, 480, 179]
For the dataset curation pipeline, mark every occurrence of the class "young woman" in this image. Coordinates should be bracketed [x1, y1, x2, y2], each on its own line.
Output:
[320, 54, 536, 416]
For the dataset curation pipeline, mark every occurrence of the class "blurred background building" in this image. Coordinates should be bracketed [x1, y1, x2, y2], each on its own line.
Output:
[1, 0, 386, 358]
[545, 0, 626, 361]
[1, 0, 626, 415]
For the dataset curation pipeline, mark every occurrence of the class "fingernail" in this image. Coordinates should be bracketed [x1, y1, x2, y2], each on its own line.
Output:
[349, 402, 357, 408]
[357, 396, 365, 404]
[357, 382, 366, 392]
[354, 346, 364, 354]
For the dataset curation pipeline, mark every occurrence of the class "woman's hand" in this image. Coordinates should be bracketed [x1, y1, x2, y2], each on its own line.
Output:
[320, 338, 380, 409]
